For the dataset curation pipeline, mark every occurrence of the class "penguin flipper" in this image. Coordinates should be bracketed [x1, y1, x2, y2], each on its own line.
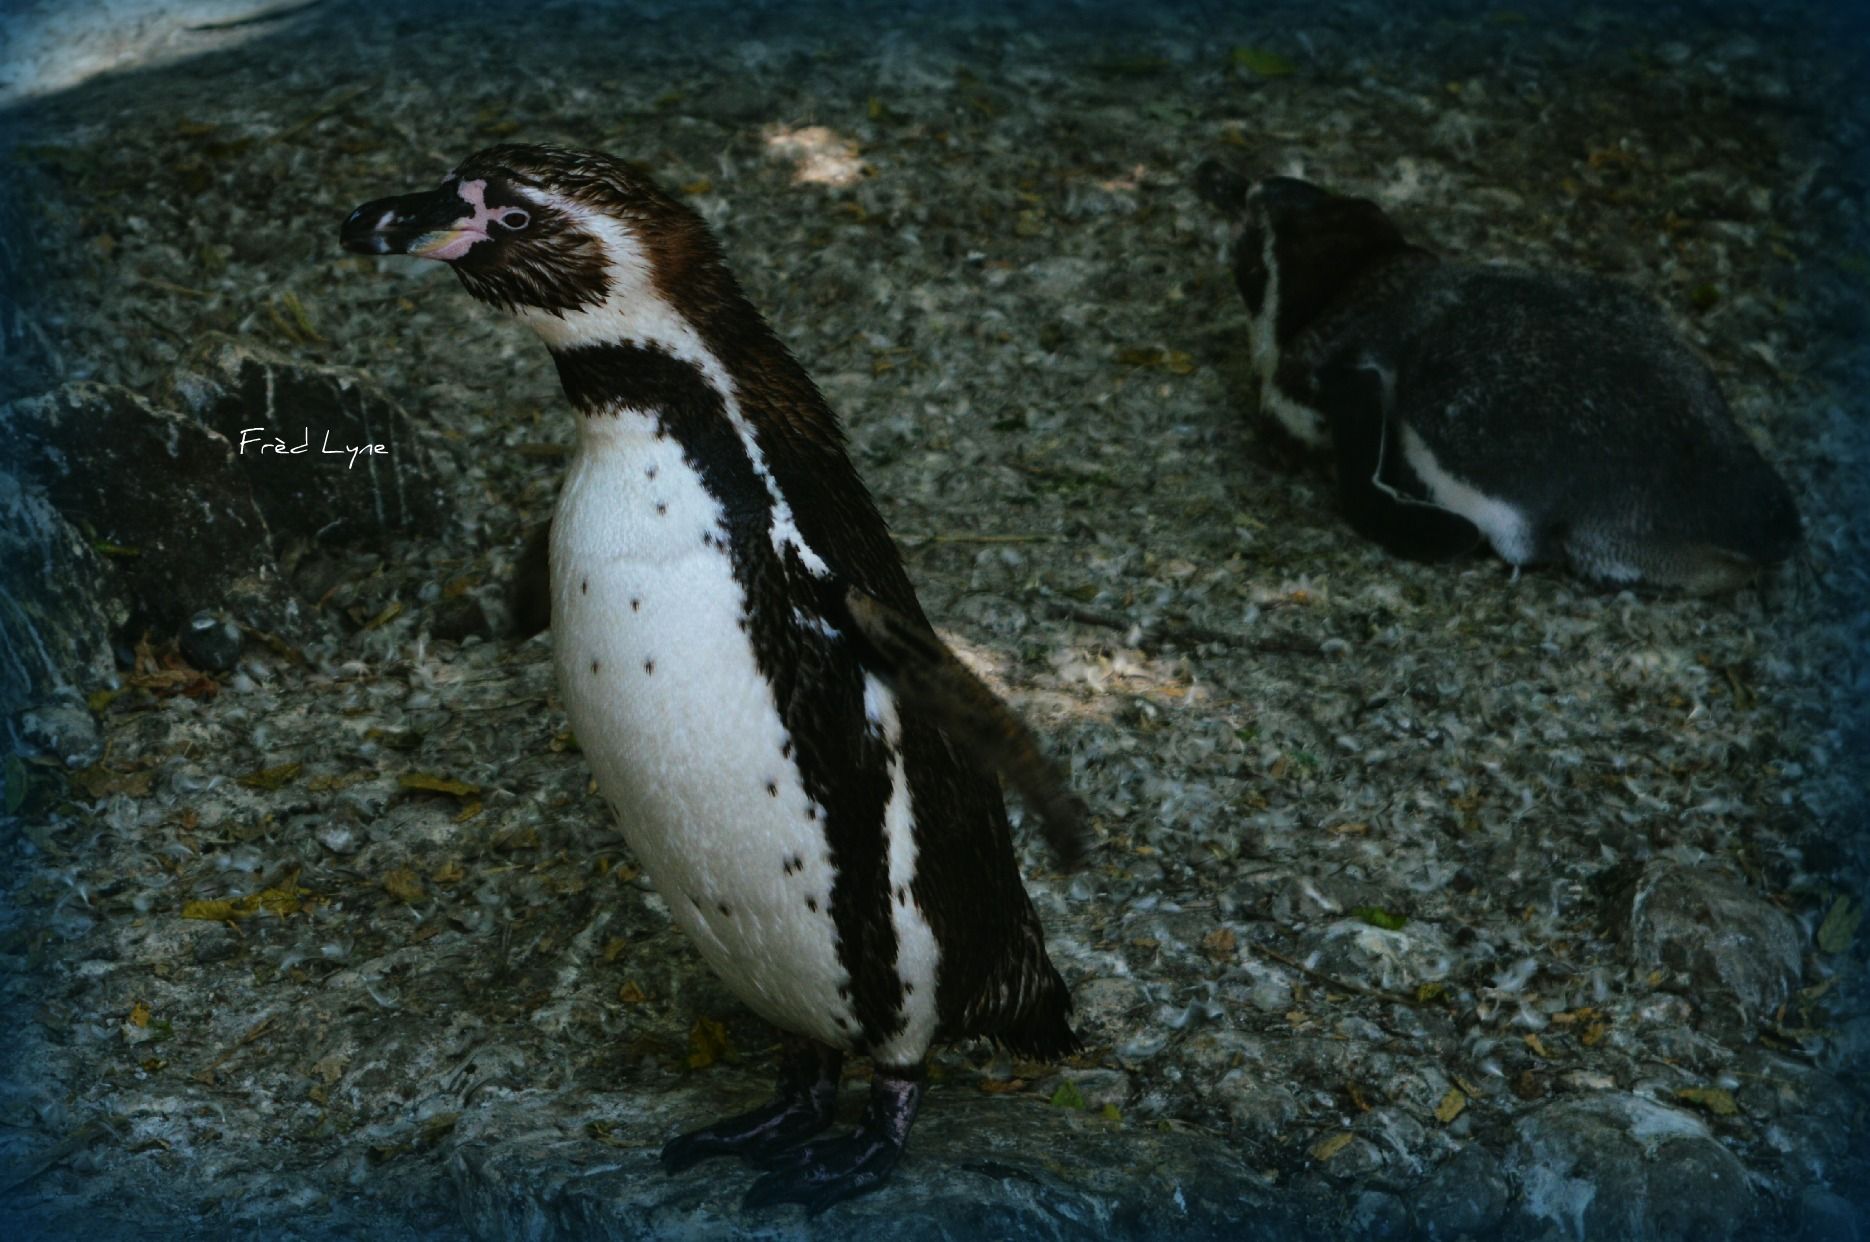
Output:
[840, 588, 1088, 868]
[1318, 360, 1482, 562]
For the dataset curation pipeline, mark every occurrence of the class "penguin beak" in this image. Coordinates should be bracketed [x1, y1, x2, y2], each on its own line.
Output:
[340, 184, 486, 262]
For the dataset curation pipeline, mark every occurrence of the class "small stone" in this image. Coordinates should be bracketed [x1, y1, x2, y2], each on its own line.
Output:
[1622, 861, 1803, 1027]
[179, 610, 242, 672]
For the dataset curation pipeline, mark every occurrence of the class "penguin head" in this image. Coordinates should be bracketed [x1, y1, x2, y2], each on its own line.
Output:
[1231, 177, 1418, 347]
[341, 145, 725, 336]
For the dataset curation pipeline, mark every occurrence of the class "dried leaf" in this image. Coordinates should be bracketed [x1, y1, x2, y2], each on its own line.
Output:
[1351, 905, 1408, 931]
[238, 762, 301, 791]
[1231, 46, 1296, 77]
[1676, 1087, 1738, 1117]
[1524, 1032, 1551, 1059]
[381, 868, 425, 903]
[130, 1001, 150, 1028]
[585, 1119, 629, 1148]
[1202, 927, 1238, 960]
[1434, 1087, 1467, 1123]
[1817, 895, 1861, 955]
[398, 772, 480, 798]
[431, 860, 466, 886]
[618, 981, 648, 1004]
[601, 937, 628, 964]
[1311, 1131, 1354, 1161]
[979, 1077, 1026, 1095]
[686, 1016, 733, 1070]
[70, 764, 156, 799]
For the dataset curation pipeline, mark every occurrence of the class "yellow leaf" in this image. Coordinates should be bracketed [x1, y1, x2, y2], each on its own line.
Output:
[382, 868, 424, 903]
[1677, 1087, 1738, 1117]
[618, 981, 648, 1004]
[181, 898, 247, 922]
[1231, 46, 1296, 77]
[1311, 1131, 1355, 1161]
[398, 772, 480, 798]
[602, 937, 628, 963]
[130, 1001, 150, 1028]
[1817, 895, 1861, 955]
[238, 762, 301, 791]
[1434, 1087, 1467, 1123]
[686, 1016, 733, 1070]
[1524, 1032, 1551, 1059]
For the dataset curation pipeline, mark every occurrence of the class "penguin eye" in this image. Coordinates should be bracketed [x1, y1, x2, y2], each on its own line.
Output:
[495, 209, 531, 232]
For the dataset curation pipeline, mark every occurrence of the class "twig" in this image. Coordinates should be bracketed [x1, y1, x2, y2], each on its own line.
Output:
[1036, 597, 1323, 656]
[898, 532, 1063, 546]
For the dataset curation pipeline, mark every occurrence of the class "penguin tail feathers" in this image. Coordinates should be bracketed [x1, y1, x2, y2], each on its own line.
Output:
[842, 588, 1090, 868]
[963, 938, 1081, 1061]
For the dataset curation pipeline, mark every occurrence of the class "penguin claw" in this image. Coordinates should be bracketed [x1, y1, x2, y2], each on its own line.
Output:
[659, 1100, 832, 1172]
[739, 1131, 903, 1214]
[660, 1043, 843, 1173]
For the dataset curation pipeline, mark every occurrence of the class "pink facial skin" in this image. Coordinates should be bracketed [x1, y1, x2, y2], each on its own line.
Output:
[411, 178, 496, 261]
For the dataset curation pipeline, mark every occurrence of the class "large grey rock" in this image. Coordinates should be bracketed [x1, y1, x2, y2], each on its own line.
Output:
[0, 470, 120, 716]
[1414, 1142, 1508, 1241]
[449, 1084, 1304, 1241]
[1504, 1094, 1754, 1241]
[1622, 862, 1804, 1028]
[172, 340, 451, 545]
[2, 382, 280, 658]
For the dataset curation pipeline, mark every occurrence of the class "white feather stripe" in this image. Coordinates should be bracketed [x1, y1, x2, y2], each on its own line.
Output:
[862, 675, 941, 1066]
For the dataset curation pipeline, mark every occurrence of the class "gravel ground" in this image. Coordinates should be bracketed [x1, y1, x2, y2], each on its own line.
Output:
[3, 1, 1867, 1238]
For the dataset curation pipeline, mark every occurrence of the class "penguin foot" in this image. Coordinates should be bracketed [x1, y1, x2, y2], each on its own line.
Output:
[659, 1042, 843, 1173]
[741, 1063, 924, 1215]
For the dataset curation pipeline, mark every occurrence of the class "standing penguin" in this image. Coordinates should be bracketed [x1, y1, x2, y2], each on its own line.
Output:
[340, 145, 1083, 1211]
[1194, 162, 1801, 593]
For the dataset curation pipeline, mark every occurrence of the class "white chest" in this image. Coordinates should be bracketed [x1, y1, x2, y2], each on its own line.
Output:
[549, 415, 859, 1046]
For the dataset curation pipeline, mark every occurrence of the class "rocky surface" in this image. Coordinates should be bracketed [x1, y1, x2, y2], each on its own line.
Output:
[2, 1, 1866, 1239]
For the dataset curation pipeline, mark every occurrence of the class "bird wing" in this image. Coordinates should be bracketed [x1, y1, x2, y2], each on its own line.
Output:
[1317, 355, 1482, 562]
[839, 587, 1088, 868]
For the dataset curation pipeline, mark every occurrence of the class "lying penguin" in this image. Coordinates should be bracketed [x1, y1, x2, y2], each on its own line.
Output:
[340, 146, 1085, 1213]
[1194, 162, 1800, 593]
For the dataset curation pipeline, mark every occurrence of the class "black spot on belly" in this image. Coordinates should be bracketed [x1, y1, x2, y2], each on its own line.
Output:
[895, 885, 907, 905]
[903, 981, 914, 996]
[630, 598, 641, 612]
[806, 897, 818, 912]
[646, 465, 658, 480]
[644, 658, 655, 674]
[591, 659, 601, 675]
[766, 781, 778, 797]
[655, 502, 668, 516]
[702, 533, 714, 547]
[805, 807, 818, 822]
[780, 740, 792, 760]
[580, 578, 588, 594]
[717, 902, 731, 917]
[783, 853, 803, 874]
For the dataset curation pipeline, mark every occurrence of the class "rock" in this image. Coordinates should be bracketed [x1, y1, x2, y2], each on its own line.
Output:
[450, 1084, 1304, 1241]
[172, 339, 451, 544]
[178, 611, 243, 673]
[16, 694, 103, 768]
[1504, 1094, 1754, 1240]
[1796, 1185, 1864, 1242]
[0, 470, 120, 714]
[1415, 1142, 1508, 1240]
[1348, 1189, 1412, 1241]
[3, 382, 279, 647]
[1622, 862, 1804, 1027]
